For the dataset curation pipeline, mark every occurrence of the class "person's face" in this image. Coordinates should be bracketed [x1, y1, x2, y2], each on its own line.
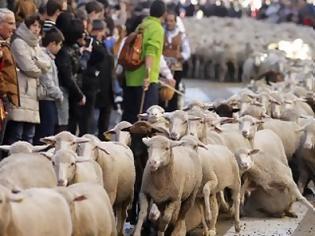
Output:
[166, 14, 176, 31]
[49, 41, 63, 55]
[29, 20, 41, 37]
[0, 13, 16, 40]
[62, 1, 68, 11]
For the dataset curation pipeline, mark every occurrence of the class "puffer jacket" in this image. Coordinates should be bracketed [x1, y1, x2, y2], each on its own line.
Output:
[9, 22, 50, 123]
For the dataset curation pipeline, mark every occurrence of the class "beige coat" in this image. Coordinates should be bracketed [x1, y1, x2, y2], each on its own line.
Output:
[9, 23, 50, 123]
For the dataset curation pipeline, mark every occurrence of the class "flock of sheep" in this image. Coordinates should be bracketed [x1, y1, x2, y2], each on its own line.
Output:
[1, 16, 315, 236]
[1, 55, 315, 235]
[184, 17, 315, 83]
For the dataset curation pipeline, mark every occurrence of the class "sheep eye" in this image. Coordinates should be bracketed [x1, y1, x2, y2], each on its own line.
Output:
[71, 162, 75, 166]
[165, 147, 170, 151]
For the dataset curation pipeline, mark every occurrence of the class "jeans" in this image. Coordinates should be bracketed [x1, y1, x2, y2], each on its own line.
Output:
[5, 121, 36, 144]
[34, 100, 58, 145]
[122, 83, 159, 123]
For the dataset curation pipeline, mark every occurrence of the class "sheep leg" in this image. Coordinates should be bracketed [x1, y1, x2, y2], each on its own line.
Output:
[240, 177, 251, 206]
[158, 200, 180, 233]
[285, 177, 315, 212]
[231, 187, 241, 233]
[203, 177, 218, 224]
[219, 62, 227, 82]
[198, 200, 210, 233]
[133, 193, 149, 236]
[209, 194, 219, 236]
[297, 165, 310, 194]
[218, 190, 229, 213]
[233, 61, 239, 82]
[116, 200, 129, 236]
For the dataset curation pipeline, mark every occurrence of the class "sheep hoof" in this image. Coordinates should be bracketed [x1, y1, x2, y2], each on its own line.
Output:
[285, 210, 298, 218]
[235, 223, 241, 233]
[207, 229, 216, 236]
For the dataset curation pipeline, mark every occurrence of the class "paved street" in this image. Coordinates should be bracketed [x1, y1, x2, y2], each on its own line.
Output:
[118, 79, 315, 236]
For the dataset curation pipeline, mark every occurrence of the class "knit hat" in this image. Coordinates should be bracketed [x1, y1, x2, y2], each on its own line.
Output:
[92, 19, 106, 31]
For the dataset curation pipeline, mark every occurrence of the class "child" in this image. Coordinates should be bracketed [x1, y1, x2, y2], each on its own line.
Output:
[34, 27, 64, 144]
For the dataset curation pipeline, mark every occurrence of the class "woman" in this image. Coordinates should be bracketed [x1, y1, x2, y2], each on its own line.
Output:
[6, 14, 50, 144]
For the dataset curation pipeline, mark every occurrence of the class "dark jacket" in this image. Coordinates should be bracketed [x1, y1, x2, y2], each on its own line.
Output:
[82, 38, 114, 108]
[55, 43, 84, 103]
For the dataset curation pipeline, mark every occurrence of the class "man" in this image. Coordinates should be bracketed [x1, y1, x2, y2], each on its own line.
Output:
[122, 0, 166, 123]
[162, 11, 190, 111]
[80, 20, 114, 139]
[0, 8, 19, 144]
[43, 0, 64, 33]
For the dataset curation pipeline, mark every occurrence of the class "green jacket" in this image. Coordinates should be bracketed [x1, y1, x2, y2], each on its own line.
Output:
[125, 16, 164, 86]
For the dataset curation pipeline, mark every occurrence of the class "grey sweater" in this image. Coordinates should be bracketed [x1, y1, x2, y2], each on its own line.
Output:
[38, 48, 63, 101]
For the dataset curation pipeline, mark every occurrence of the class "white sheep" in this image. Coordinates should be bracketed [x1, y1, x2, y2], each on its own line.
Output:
[55, 182, 117, 236]
[0, 185, 72, 236]
[134, 135, 202, 235]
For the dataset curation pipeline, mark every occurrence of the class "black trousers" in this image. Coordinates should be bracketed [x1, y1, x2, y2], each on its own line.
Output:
[159, 70, 183, 112]
[121, 83, 159, 124]
[34, 100, 58, 144]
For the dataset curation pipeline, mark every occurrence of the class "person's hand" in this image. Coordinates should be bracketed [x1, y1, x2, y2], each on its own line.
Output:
[168, 78, 176, 87]
[79, 95, 86, 106]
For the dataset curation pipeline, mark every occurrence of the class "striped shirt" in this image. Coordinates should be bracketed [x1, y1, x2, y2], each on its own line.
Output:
[43, 20, 56, 33]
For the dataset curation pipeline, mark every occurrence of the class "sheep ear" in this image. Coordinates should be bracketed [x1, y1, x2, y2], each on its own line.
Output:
[142, 137, 151, 146]
[219, 117, 235, 124]
[40, 136, 56, 145]
[214, 125, 223, 133]
[255, 120, 264, 125]
[188, 116, 202, 121]
[0, 145, 11, 152]
[103, 130, 114, 141]
[95, 144, 110, 155]
[32, 144, 51, 152]
[197, 141, 208, 150]
[261, 113, 270, 119]
[73, 195, 87, 202]
[40, 151, 53, 161]
[9, 192, 24, 203]
[137, 113, 148, 120]
[170, 140, 184, 147]
[163, 112, 173, 120]
[75, 137, 90, 144]
[248, 149, 260, 155]
[76, 156, 91, 163]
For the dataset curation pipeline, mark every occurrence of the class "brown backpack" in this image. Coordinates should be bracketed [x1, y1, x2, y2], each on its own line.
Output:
[118, 28, 144, 71]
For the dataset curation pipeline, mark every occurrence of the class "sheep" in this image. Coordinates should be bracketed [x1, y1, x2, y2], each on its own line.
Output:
[134, 135, 202, 235]
[55, 182, 117, 236]
[50, 149, 103, 187]
[234, 148, 315, 217]
[0, 141, 50, 155]
[40, 131, 89, 152]
[180, 135, 241, 235]
[138, 105, 170, 131]
[0, 185, 72, 236]
[238, 115, 301, 162]
[115, 120, 170, 225]
[295, 119, 315, 193]
[0, 153, 57, 189]
[77, 134, 135, 236]
[103, 121, 132, 146]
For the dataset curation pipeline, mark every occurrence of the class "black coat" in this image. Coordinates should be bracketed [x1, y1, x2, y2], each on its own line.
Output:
[55, 44, 84, 103]
[82, 38, 114, 108]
